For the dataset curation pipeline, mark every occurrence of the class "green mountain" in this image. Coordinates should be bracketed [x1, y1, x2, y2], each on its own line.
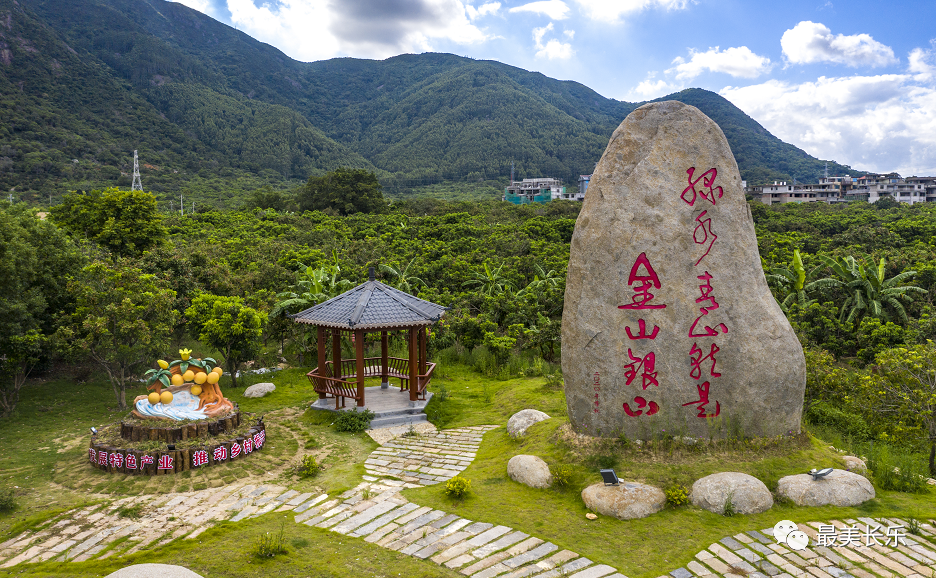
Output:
[2, 0, 863, 206]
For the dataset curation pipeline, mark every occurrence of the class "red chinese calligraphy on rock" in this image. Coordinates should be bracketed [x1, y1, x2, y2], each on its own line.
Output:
[618, 252, 667, 310]
[693, 210, 717, 266]
[681, 167, 723, 207]
[125, 454, 138, 470]
[624, 349, 658, 389]
[689, 342, 721, 380]
[689, 272, 728, 338]
[623, 396, 659, 417]
[626, 319, 660, 340]
[192, 450, 209, 467]
[682, 381, 720, 418]
[157, 454, 173, 470]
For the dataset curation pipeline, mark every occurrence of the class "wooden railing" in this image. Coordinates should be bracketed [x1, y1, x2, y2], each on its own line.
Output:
[307, 357, 437, 406]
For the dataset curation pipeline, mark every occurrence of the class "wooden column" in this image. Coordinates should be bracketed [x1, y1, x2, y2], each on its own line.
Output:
[317, 325, 326, 399]
[408, 327, 418, 402]
[332, 329, 341, 378]
[381, 331, 389, 389]
[419, 326, 427, 374]
[355, 329, 365, 407]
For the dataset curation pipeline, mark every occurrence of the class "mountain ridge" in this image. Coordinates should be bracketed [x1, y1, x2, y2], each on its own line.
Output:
[1, 0, 865, 205]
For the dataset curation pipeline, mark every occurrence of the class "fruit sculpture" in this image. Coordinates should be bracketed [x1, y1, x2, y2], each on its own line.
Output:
[133, 348, 234, 420]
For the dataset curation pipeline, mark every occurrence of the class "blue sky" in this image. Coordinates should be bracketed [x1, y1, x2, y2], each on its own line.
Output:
[175, 0, 935, 176]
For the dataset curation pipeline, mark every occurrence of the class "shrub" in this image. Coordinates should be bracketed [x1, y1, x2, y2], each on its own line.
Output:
[444, 476, 471, 499]
[333, 408, 375, 433]
[866, 444, 929, 493]
[722, 493, 735, 517]
[297, 455, 321, 478]
[665, 484, 689, 507]
[0, 488, 15, 512]
[550, 464, 574, 488]
[252, 522, 287, 558]
[806, 401, 871, 441]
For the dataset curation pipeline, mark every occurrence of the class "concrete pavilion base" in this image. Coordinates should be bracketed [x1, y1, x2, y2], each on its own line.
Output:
[310, 385, 434, 429]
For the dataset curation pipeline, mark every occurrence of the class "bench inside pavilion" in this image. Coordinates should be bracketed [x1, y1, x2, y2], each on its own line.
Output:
[292, 268, 448, 419]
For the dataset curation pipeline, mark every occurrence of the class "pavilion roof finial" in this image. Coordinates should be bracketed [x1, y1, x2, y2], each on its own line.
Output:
[369, 266, 375, 282]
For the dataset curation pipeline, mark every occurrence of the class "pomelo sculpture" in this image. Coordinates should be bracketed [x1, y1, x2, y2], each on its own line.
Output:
[87, 348, 262, 475]
[135, 348, 234, 420]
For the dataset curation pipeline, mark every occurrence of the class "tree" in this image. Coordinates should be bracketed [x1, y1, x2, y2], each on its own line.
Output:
[59, 261, 178, 409]
[379, 256, 425, 293]
[50, 188, 167, 257]
[187, 294, 264, 388]
[0, 204, 84, 417]
[820, 255, 926, 325]
[764, 250, 839, 313]
[462, 262, 511, 296]
[297, 168, 386, 215]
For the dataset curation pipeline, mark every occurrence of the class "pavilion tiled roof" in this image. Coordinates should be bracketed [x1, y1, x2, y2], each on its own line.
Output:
[291, 280, 448, 330]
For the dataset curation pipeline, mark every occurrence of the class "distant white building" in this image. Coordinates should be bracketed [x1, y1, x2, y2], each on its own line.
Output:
[756, 174, 935, 205]
[847, 173, 935, 204]
[503, 177, 578, 204]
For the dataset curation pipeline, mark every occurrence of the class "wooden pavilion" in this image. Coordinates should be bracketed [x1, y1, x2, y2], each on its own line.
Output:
[292, 268, 448, 409]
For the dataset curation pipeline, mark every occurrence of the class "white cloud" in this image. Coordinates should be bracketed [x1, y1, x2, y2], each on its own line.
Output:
[720, 74, 936, 175]
[626, 77, 684, 100]
[466, 2, 501, 20]
[532, 22, 573, 59]
[572, 0, 690, 22]
[510, 0, 570, 20]
[667, 46, 772, 80]
[781, 21, 898, 67]
[226, 0, 488, 61]
[908, 47, 935, 83]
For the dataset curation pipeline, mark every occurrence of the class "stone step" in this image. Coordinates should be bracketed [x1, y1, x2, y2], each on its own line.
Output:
[368, 413, 429, 429]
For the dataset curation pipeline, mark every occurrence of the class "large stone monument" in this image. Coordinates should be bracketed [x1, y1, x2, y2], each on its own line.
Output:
[562, 101, 805, 439]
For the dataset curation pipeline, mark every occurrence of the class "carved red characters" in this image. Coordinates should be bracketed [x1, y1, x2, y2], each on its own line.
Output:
[619, 253, 666, 418]
[681, 167, 723, 207]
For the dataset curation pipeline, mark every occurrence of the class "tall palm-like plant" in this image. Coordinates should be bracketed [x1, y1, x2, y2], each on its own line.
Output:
[764, 250, 840, 313]
[379, 256, 425, 294]
[463, 262, 511, 296]
[819, 255, 925, 325]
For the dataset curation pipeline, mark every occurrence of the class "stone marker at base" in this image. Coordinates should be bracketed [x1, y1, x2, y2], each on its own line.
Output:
[561, 101, 805, 439]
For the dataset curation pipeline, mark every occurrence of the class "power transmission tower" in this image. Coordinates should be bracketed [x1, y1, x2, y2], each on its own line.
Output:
[131, 150, 143, 191]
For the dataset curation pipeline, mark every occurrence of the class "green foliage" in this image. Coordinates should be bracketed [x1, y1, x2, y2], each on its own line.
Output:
[186, 294, 264, 388]
[333, 409, 375, 433]
[50, 188, 167, 257]
[0, 488, 15, 512]
[297, 455, 321, 478]
[252, 522, 288, 559]
[116, 503, 144, 519]
[866, 444, 930, 493]
[805, 401, 871, 441]
[550, 463, 574, 488]
[59, 260, 178, 408]
[722, 494, 735, 517]
[298, 168, 386, 215]
[665, 484, 690, 507]
[444, 475, 471, 499]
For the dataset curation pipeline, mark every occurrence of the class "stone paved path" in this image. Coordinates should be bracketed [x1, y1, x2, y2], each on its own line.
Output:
[662, 519, 936, 578]
[1, 423, 935, 578]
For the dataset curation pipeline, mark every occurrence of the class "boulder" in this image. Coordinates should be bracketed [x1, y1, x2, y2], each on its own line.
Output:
[842, 455, 867, 472]
[561, 101, 805, 439]
[507, 455, 552, 489]
[243, 382, 276, 398]
[690, 472, 773, 514]
[507, 409, 550, 438]
[582, 481, 665, 520]
[777, 469, 874, 506]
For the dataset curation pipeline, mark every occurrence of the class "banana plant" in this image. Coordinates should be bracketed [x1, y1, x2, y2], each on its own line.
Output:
[764, 250, 840, 313]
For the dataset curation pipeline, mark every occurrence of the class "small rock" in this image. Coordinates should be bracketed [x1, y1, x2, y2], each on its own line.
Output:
[243, 382, 276, 398]
[507, 409, 550, 438]
[581, 481, 665, 520]
[776, 469, 874, 506]
[690, 472, 773, 514]
[585, 513, 598, 520]
[507, 455, 552, 489]
[842, 455, 867, 472]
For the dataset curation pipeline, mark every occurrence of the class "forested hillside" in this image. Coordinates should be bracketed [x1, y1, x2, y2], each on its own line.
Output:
[3, 0, 864, 207]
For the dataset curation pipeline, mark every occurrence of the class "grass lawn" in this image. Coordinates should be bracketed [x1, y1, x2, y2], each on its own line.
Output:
[0, 361, 934, 578]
